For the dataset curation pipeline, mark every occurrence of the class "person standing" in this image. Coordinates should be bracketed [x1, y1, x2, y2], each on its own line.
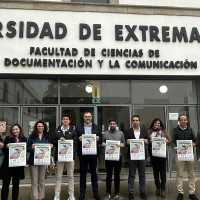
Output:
[102, 119, 125, 200]
[125, 115, 149, 200]
[27, 120, 53, 200]
[147, 118, 170, 198]
[171, 114, 199, 200]
[76, 111, 102, 200]
[0, 123, 27, 200]
[51, 114, 77, 200]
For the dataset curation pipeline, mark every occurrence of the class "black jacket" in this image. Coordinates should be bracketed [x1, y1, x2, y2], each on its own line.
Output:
[125, 127, 149, 159]
[0, 136, 27, 180]
[51, 125, 77, 161]
[76, 123, 102, 157]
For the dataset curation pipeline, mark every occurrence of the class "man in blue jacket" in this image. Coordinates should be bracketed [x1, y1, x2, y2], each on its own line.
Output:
[76, 111, 102, 200]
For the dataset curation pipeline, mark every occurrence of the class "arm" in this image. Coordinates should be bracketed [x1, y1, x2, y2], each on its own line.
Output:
[171, 128, 177, 151]
[120, 132, 125, 147]
[2, 136, 9, 154]
[72, 128, 77, 155]
[196, 131, 200, 161]
[27, 135, 34, 153]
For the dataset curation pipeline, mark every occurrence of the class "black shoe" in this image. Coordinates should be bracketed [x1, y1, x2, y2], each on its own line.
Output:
[155, 189, 160, 196]
[177, 193, 183, 200]
[189, 194, 199, 200]
[128, 193, 134, 200]
[79, 193, 85, 200]
[94, 193, 101, 200]
[140, 192, 147, 200]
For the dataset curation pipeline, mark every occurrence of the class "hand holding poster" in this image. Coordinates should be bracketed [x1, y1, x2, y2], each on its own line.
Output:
[105, 140, 120, 161]
[58, 140, 73, 162]
[34, 143, 51, 165]
[9, 142, 26, 167]
[82, 134, 96, 155]
[177, 140, 194, 161]
[152, 137, 166, 158]
[130, 139, 145, 160]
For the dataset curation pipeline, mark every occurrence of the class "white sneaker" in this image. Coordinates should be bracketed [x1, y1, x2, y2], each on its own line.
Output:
[68, 195, 76, 200]
[54, 196, 60, 200]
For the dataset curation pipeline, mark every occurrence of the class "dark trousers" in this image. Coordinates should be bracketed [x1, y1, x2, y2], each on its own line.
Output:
[128, 159, 146, 194]
[79, 156, 98, 195]
[105, 157, 122, 195]
[150, 155, 166, 190]
[1, 176, 20, 200]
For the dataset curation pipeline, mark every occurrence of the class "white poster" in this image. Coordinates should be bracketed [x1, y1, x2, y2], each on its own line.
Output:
[58, 140, 73, 162]
[177, 140, 194, 161]
[9, 142, 26, 167]
[130, 139, 145, 160]
[82, 134, 97, 155]
[152, 137, 166, 158]
[105, 140, 120, 161]
[34, 143, 51, 165]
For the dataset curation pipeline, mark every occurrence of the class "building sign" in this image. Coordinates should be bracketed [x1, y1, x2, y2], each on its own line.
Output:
[0, 9, 199, 76]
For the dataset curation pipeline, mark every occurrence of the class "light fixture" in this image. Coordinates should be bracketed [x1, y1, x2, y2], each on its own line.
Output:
[85, 84, 93, 93]
[159, 85, 168, 93]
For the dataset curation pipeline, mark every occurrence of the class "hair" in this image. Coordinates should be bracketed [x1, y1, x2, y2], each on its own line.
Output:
[108, 119, 117, 124]
[149, 118, 165, 129]
[178, 114, 188, 121]
[32, 120, 48, 139]
[62, 114, 71, 121]
[131, 115, 140, 121]
[9, 123, 24, 139]
[83, 111, 92, 116]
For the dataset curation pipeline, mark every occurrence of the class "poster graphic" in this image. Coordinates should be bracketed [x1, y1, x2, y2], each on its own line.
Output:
[152, 137, 166, 158]
[58, 140, 73, 162]
[9, 142, 26, 167]
[177, 140, 194, 161]
[82, 134, 96, 155]
[34, 143, 51, 165]
[0, 121, 6, 132]
[105, 140, 120, 161]
[130, 139, 145, 160]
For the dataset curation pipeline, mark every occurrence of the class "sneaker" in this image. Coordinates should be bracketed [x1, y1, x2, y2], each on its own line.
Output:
[104, 193, 111, 200]
[68, 196, 76, 200]
[189, 194, 199, 200]
[140, 192, 147, 200]
[54, 196, 60, 200]
[128, 193, 134, 200]
[177, 193, 183, 200]
[114, 193, 124, 200]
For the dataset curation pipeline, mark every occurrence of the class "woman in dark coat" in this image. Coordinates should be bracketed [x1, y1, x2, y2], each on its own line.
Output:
[0, 123, 27, 200]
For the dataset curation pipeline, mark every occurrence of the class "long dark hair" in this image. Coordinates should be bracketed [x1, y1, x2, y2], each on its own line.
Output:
[32, 120, 48, 139]
[149, 118, 165, 130]
[9, 123, 24, 139]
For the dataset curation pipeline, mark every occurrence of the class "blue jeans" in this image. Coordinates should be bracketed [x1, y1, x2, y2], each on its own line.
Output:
[105, 157, 122, 195]
[79, 156, 98, 194]
[128, 159, 146, 194]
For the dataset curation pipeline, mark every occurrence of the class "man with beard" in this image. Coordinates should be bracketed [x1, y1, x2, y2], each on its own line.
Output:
[76, 111, 102, 200]
[125, 115, 149, 200]
[102, 119, 125, 200]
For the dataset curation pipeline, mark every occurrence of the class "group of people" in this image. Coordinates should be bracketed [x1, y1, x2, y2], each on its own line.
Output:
[0, 112, 200, 200]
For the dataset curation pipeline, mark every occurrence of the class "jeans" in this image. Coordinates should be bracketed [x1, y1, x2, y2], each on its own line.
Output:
[150, 155, 166, 190]
[128, 159, 146, 194]
[79, 156, 98, 194]
[105, 157, 122, 194]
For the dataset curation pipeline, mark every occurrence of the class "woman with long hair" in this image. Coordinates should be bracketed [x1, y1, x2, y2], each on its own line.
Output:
[0, 123, 27, 200]
[27, 120, 53, 200]
[147, 118, 170, 198]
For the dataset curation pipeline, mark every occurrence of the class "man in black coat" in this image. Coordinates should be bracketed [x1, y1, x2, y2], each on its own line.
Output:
[125, 115, 149, 200]
[76, 111, 102, 200]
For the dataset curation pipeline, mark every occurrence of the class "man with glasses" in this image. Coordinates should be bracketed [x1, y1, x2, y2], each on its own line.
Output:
[102, 119, 125, 200]
[76, 111, 102, 200]
[172, 114, 199, 200]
